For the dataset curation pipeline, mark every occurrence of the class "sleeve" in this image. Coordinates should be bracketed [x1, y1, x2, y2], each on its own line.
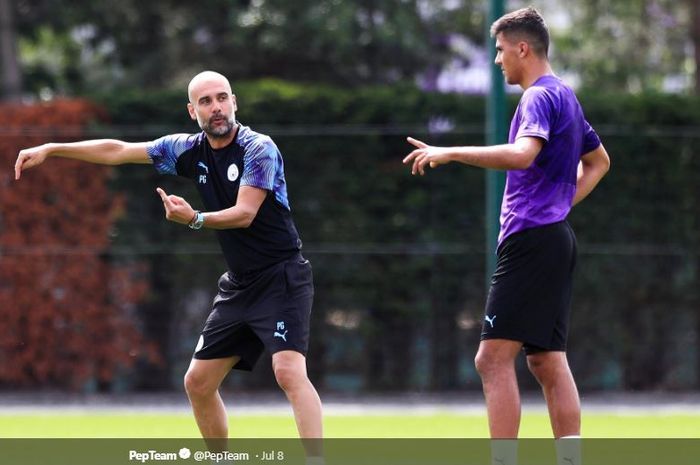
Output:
[515, 88, 554, 142]
[146, 133, 198, 176]
[581, 120, 602, 155]
[240, 138, 280, 191]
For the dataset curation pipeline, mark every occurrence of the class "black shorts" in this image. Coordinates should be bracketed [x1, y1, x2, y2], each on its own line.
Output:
[481, 221, 577, 354]
[193, 253, 314, 371]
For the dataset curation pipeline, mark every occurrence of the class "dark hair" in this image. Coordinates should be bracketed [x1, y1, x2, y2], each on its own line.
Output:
[490, 6, 549, 57]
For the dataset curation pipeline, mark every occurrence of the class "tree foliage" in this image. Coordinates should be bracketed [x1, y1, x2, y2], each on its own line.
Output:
[11, 0, 486, 95]
[8, 0, 700, 96]
[549, 0, 692, 93]
[0, 100, 160, 389]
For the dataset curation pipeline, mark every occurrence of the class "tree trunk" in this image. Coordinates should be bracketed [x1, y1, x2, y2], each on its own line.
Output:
[0, 0, 21, 101]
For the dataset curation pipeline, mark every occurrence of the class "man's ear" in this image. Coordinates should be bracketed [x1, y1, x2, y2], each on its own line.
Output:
[518, 41, 529, 58]
[187, 102, 197, 121]
[232, 94, 238, 112]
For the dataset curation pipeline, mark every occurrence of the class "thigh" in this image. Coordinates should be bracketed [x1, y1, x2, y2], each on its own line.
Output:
[482, 222, 576, 350]
[249, 256, 314, 356]
[193, 272, 266, 371]
[193, 323, 265, 371]
[475, 339, 523, 365]
[525, 350, 572, 380]
[185, 356, 240, 391]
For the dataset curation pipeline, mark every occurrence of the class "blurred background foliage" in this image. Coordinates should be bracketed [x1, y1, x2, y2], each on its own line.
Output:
[3, 0, 700, 99]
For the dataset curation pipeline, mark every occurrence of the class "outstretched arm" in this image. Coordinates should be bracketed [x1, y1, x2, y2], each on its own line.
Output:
[15, 139, 152, 180]
[402, 136, 543, 175]
[573, 144, 610, 206]
[156, 185, 267, 229]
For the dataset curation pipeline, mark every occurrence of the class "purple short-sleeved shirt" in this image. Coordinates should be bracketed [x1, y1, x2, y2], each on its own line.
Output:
[498, 75, 601, 245]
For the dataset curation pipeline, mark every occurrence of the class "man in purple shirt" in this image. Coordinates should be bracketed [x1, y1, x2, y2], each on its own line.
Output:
[404, 6, 610, 450]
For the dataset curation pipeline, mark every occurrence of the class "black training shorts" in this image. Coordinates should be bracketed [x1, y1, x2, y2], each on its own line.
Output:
[481, 221, 577, 354]
[193, 253, 314, 371]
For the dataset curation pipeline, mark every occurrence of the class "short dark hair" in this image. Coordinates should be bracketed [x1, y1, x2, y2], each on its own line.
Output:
[490, 6, 549, 57]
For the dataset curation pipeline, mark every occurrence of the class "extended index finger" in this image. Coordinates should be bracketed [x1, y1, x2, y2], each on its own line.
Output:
[14, 154, 24, 180]
[407, 137, 428, 149]
[156, 187, 171, 205]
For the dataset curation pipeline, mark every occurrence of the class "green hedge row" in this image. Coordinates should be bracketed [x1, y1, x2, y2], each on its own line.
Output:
[91, 80, 700, 391]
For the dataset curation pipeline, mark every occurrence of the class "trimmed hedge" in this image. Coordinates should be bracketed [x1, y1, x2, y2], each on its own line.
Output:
[60, 81, 700, 391]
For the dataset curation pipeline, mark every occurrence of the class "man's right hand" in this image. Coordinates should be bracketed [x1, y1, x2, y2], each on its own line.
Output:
[15, 144, 52, 180]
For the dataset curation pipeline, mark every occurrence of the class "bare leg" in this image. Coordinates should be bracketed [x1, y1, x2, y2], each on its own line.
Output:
[527, 351, 581, 438]
[183, 356, 238, 445]
[475, 339, 524, 438]
[272, 350, 323, 437]
[272, 350, 323, 460]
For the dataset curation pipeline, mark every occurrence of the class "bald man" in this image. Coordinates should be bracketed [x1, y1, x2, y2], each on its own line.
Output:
[16, 71, 324, 459]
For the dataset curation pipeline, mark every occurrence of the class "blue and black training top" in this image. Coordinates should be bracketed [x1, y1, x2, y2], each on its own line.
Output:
[146, 124, 302, 275]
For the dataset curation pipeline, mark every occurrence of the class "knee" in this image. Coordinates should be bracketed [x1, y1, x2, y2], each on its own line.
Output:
[184, 368, 217, 400]
[474, 351, 488, 377]
[474, 349, 506, 379]
[527, 356, 557, 385]
[273, 363, 306, 392]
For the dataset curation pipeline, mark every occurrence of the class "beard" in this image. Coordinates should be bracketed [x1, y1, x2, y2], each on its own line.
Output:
[199, 114, 235, 138]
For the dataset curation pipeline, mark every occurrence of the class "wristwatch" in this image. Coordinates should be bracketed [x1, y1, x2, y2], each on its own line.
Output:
[188, 211, 205, 230]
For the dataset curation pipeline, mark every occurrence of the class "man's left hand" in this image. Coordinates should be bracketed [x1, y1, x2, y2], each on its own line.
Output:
[402, 137, 452, 175]
[156, 187, 196, 225]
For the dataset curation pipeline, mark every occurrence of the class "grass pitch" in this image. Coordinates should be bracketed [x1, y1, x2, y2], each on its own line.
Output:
[2, 412, 698, 438]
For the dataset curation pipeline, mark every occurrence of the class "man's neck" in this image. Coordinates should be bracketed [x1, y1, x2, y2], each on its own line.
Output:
[207, 124, 239, 150]
[520, 61, 554, 90]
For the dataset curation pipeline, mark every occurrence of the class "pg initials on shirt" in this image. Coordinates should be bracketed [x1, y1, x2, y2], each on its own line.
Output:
[146, 126, 300, 275]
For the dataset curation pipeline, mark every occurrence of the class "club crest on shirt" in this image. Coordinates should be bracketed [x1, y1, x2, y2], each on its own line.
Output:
[227, 163, 239, 182]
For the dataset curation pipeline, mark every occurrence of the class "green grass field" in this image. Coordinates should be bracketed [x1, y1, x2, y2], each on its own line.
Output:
[2, 412, 698, 438]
